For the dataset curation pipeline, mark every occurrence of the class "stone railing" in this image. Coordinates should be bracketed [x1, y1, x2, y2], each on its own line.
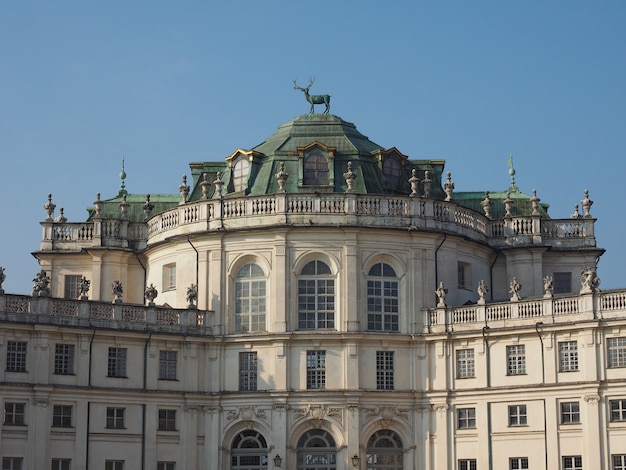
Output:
[39, 193, 597, 252]
[426, 289, 626, 333]
[0, 294, 211, 334]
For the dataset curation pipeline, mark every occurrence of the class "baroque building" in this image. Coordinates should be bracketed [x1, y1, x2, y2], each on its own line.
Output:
[1, 113, 626, 470]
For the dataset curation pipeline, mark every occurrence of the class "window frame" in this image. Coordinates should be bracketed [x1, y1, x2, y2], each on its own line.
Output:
[158, 351, 177, 381]
[553, 272, 572, 294]
[613, 454, 626, 470]
[366, 262, 400, 332]
[458, 459, 477, 470]
[559, 341, 579, 372]
[63, 274, 82, 299]
[234, 263, 267, 333]
[239, 351, 258, 392]
[1, 457, 23, 470]
[608, 337, 626, 368]
[162, 263, 176, 292]
[306, 350, 326, 390]
[509, 457, 529, 470]
[54, 344, 75, 375]
[562, 455, 583, 470]
[457, 407, 476, 429]
[6, 341, 27, 373]
[158, 409, 177, 431]
[610, 399, 626, 422]
[52, 404, 73, 428]
[105, 461, 124, 470]
[3, 403, 26, 426]
[506, 344, 526, 375]
[508, 404, 528, 426]
[376, 351, 395, 390]
[456, 349, 475, 379]
[560, 401, 580, 424]
[297, 260, 335, 330]
[51, 458, 71, 470]
[106, 407, 126, 429]
[107, 347, 127, 378]
[302, 152, 329, 186]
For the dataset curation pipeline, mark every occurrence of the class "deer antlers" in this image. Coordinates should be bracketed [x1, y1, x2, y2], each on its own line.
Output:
[293, 77, 314, 91]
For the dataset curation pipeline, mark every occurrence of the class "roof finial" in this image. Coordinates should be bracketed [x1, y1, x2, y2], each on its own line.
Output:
[507, 153, 519, 193]
[118, 156, 128, 197]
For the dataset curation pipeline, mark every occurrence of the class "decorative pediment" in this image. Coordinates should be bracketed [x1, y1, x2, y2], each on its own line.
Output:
[225, 149, 263, 165]
[296, 141, 337, 158]
[371, 147, 409, 164]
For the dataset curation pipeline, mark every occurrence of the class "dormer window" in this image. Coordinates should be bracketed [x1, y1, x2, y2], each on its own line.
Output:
[383, 155, 402, 191]
[233, 158, 250, 192]
[303, 152, 329, 186]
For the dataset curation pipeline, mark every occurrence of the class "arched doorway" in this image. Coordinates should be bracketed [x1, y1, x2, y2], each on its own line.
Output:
[297, 429, 337, 470]
[231, 430, 268, 470]
[366, 429, 403, 470]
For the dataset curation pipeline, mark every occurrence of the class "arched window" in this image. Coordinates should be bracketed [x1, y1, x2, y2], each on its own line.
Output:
[233, 158, 250, 192]
[297, 429, 336, 470]
[382, 157, 402, 192]
[303, 153, 329, 186]
[235, 263, 266, 333]
[367, 263, 399, 332]
[366, 430, 403, 470]
[298, 260, 335, 330]
[231, 430, 268, 470]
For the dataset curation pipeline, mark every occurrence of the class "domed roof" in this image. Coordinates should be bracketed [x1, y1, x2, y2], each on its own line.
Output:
[252, 114, 384, 156]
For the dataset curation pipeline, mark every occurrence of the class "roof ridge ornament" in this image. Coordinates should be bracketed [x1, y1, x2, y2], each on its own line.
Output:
[118, 157, 128, 197]
[507, 153, 519, 193]
[293, 78, 331, 114]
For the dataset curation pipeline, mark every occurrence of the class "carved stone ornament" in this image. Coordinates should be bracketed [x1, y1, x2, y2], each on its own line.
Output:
[145, 283, 158, 306]
[477, 280, 488, 305]
[543, 275, 554, 298]
[275, 162, 289, 193]
[408, 169, 420, 197]
[0, 266, 5, 294]
[509, 277, 522, 302]
[293, 78, 331, 114]
[112, 280, 124, 304]
[201, 173, 211, 200]
[78, 276, 90, 300]
[444, 171, 454, 201]
[343, 161, 357, 193]
[435, 282, 447, 308]
[186, 284, 198, 309]
[179, 175, 190, 205]
[32, 270, 51, 297]
[422, 171, 432, 198]
[142, 194, 154, 220]
[481, 191, 492, 219]
[580, 267, 600, 294]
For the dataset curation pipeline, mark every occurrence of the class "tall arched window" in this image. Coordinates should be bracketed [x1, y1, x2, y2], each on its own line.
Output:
[233, 158, 250, 192]
[382, 157, 402, 192]
[298, 260, 335, 330]
[303, 153, 329, 186]
[366, 430, 403, 470]
[367, 263, 399, 332]
[297, 429, 336, 470]
[235, 263, 266, 333]
[231, 430, 268, 470]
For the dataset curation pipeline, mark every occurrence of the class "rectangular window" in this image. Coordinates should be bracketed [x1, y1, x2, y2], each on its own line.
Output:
[608, 337, 626, 368]
[51, 459, 71, 470]
[158, 409, 176, 431]
[157, 463, 176, 470]
[6, 341, 27, 372]
[376, 351, 395, 390]
[163, 264, 176, 291]
[560, 402, 580, 424]
[159, 351, 177, 381]
[563, 455, 582, 470]
[458, 459, 477, 470]
[507, 345, 526, 375]
[613, 454, 626, 470]
[510, 457, 529, 470]
[106, 407, 125, 429]
[559, 341, 578, 372]
[610, 399, 626, 422]
[1, 458, 23, 470]
[456, 349, 475, 378]
[64, 274, 82, 299]
[239, 352, 258, 391]
[457, 408, 476, 429]
[553, 272, 572, 294]
[3, 403, 25, 426]
[306, 350, 326, 390]
[52, 405, 72, 428]
[105, 461, 124, 470]
[54, 344, 75, 375]
[107, 348, 127, 377]
[457, 262, 471, 289]
[508, 405, 527, 426]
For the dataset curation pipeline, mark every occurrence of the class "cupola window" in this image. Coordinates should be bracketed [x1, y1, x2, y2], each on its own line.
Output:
[233, 158, 250, 192]
[303, 152, 329, 186]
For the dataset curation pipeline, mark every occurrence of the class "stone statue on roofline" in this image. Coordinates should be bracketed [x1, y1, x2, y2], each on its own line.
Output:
[477, 280, 488, 305]
[145, 283, 158, 306]
[32, 270, 51, 297]
[509, 277, 522, 302]
[78, 276, 90, 300]
[187, 284, 198, 309]
[543, 276, 553, 298]
[580, 267, 600, 294]
[435, 282, 447, 308]
[0, 266, 5, 294]
[112, 281, 124, 304]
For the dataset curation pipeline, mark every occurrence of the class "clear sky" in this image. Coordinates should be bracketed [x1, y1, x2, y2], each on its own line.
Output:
[1, 1, 624, 295]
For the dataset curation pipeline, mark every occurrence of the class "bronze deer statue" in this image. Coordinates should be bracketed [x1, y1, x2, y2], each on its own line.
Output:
[293, 78, 331, 114]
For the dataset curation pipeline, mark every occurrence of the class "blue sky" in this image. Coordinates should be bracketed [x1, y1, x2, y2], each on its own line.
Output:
[1, 1, 624, 294]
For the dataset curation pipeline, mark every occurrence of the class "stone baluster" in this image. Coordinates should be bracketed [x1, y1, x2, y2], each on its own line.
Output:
[444, 171, 454, 201]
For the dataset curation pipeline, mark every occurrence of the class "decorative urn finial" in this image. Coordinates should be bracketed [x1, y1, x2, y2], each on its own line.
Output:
[581, 189, 593, 218]
[213, 172, 224, 199]
[530, 189, 540, 216]
[200, 173, 211, 200]
[409, 169, 420, 197]
[275, 162, 289, 193]
[145, 283, 158, 306]
[94, 193, 103, 218]
[112, 281, 124, 304]
[422, 171, 432, 198]
[119, 194, 129, 220]
[444, 172, 454, 201]
[142, 194, 154, 221]
[179, 175, 190, 204]
[343, 161, 357, 193]
[481, 191, 492, 219]
[44, 193, 56, 221]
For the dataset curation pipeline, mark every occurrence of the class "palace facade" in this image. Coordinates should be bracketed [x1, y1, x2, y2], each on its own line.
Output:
[1, 113, 626, 470]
